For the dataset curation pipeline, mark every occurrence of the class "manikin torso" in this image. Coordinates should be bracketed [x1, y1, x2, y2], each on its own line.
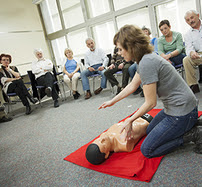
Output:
[93, 117, 149, 158]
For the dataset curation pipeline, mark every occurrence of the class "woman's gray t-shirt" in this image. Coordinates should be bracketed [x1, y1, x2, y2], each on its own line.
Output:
[138, 53, 197, 116]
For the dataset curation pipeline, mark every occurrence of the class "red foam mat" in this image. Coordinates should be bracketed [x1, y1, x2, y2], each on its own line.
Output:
[64, 109, 202, 182]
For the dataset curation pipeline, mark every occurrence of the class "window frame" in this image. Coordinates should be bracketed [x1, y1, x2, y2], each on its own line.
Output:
[37, 0, 202, 66]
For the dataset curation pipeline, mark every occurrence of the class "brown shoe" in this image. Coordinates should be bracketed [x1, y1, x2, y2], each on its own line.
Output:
[190, 84, 200, 94]
[94, 87, 103, 95]
[85, 91, 92, 99]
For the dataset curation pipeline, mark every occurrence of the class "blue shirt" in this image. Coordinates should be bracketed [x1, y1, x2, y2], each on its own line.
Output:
[150, 37, 158, 53]
[65, 59, 80, 73]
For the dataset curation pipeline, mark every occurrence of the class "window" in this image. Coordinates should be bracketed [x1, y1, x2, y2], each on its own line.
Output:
[201, 0, 202, 15]
[40, 0, 62, 34]
[51, 37, 67, 69]
[113, 0, 144, 11]
[85, 0, 110, 18]
[155, 0, 196, 37]
[59, 0, 84, 28]
[116, 8, 151, 34]
[92, 21, 116, 54]
[67, 29, 88, 59]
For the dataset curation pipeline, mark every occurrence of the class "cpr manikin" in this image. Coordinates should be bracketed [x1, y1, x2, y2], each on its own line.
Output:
[86, 114, 153, 165]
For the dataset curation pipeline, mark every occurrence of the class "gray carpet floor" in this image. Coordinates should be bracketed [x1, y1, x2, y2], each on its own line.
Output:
[0, 79, 202, 187]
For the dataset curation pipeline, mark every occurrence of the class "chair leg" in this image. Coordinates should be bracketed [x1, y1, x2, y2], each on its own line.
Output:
[58, 82, 65, 101]
[61, 82, 67, 100]
[7, 96, 13, 114]
[37, 89, 42, 107]
[62, 81, 71, 99]
[111, 85, 115, 94]
[93, 77, 95, 92]
[182, 67, 184, 78]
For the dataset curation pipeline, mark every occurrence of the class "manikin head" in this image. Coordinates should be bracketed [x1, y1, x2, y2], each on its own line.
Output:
[86, 132, 111, 165]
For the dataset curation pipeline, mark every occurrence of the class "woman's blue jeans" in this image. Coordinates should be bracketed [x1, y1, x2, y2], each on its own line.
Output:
[128, 63, 138, 79]
[141, 107, 198, 158]
[81, 64, 107, 91]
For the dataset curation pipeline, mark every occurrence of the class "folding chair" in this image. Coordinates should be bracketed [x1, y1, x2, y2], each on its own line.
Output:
[27, 68, 62, 107]
[53, 65, 66, 100]
[174, 64, 184, 78]
[1, 86, 30, 113]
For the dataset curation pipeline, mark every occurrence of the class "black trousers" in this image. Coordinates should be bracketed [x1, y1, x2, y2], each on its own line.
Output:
[7, 79, 30, 106]
[104, 62, 132, 88]
[199, 64, 202, 82]
[36, 72, 58, 100]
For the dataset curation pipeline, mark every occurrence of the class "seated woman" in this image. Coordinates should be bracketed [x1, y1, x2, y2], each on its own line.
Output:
[63, 48, 81, 100]
[142, 26, 158, 54]
[158, 20, 186, 66]
[32, 48, 59, 107]
[86, 114, 153, 165]
[0, 54, 37, 115]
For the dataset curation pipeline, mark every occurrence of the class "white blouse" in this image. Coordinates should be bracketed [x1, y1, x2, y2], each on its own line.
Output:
[32, 58, 53, 79]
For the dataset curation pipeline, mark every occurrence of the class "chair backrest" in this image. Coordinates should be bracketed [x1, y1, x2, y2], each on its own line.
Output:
[52, 65, 61, 93]
[53, 65, 58, 81]
[107, 53, 112, 66]
[78, 60, 86, 72]
[81, 59, 84, 65]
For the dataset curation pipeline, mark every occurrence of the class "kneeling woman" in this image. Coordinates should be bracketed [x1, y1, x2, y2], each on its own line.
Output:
[99, 25, 201, 157]
[0, 54, 37, 115]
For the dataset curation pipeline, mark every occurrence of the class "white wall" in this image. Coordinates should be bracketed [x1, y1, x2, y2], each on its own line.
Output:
[0, 0, 50, 75]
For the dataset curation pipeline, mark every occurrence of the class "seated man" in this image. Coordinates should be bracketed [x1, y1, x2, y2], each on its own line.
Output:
[183, 10, 202, 93]
[32, 48, 59, 107]
[86, 114, 153, 165]
[104, 47, 133, 95]
[81, 38, 109, 99]
[0, 102, 12, 123]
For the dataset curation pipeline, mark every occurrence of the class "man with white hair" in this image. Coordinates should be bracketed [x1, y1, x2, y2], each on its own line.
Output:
[32, 48, 59, 107]
[183, 10, 202, 93]
[81, 38, 109, 99]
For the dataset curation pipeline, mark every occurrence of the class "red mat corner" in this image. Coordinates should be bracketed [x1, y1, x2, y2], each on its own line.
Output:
[64, 109, 202, 182]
